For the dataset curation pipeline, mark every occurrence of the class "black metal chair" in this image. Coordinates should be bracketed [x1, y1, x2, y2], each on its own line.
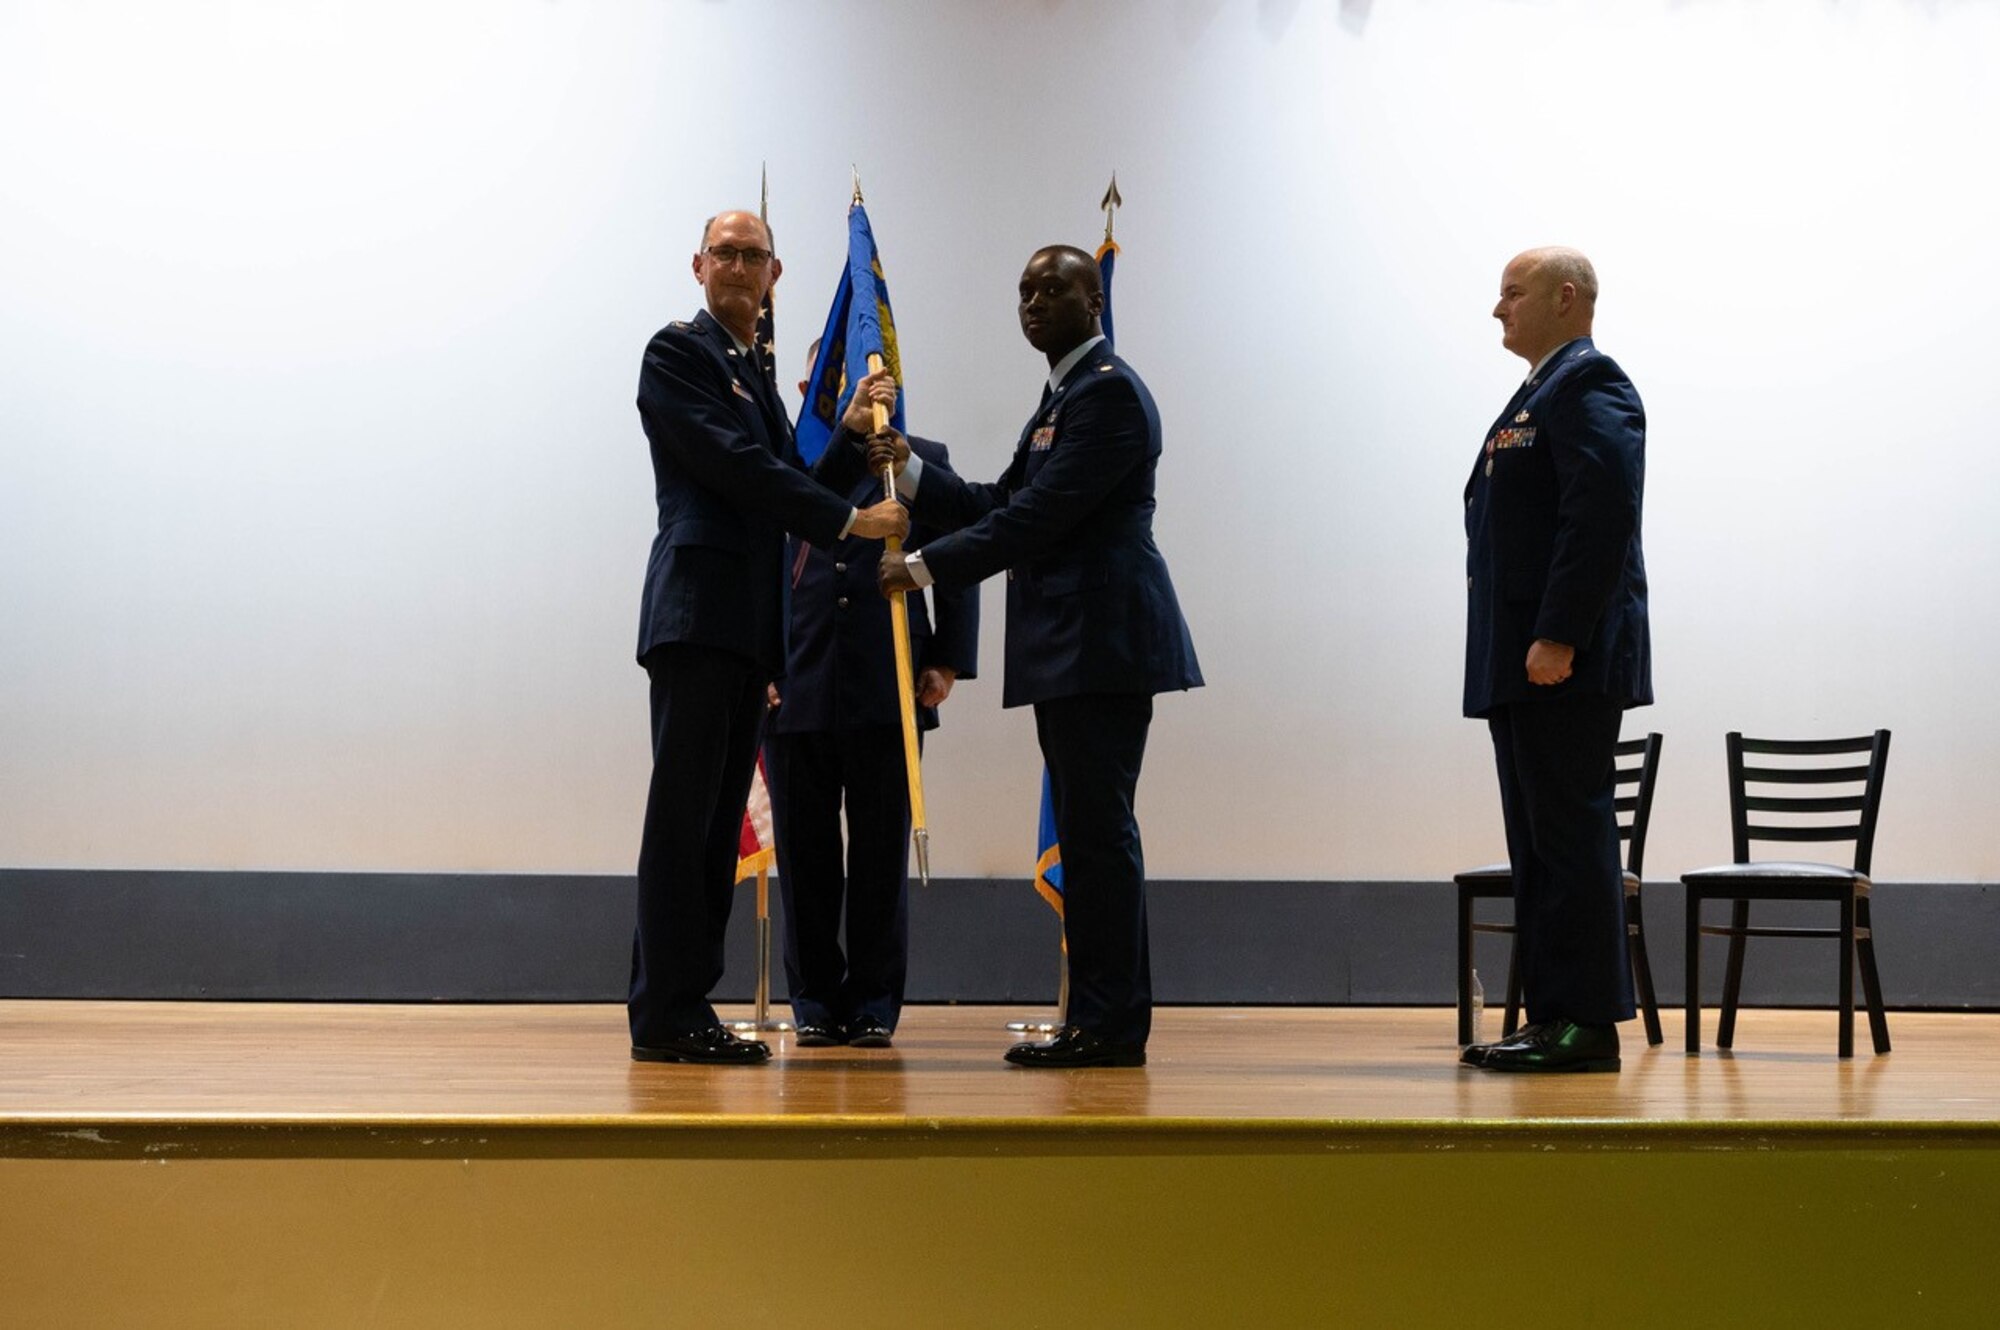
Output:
[1454, 732, 1665, 1047]
[1681, 730, 1892, 1058]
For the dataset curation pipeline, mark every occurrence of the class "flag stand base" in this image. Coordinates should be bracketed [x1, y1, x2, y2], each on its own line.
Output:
[728, 872, 792, 1035]
[1004, 950, 1068, 1035]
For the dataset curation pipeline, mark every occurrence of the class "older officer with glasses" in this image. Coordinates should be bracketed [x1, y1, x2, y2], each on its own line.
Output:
[627, 209, 907, 1065]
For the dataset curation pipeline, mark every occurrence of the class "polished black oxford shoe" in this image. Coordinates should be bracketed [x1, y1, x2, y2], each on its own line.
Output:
[631, 1026, 772, 1065]
[1459, 1020, 1552, 1067]
[845, 1015, 893, 1048]
[792, 1022, 843, 1048]
[1478, 1018, 1620, 1074]
[1004, 1025, 1146, 1069]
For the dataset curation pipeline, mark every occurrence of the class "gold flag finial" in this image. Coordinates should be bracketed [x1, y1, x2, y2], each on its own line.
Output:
[852, 165, 864, 206]
[1100, 171, 1123, 243]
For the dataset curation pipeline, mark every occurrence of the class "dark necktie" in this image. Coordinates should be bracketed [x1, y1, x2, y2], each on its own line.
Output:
[745, 348, 772, 409]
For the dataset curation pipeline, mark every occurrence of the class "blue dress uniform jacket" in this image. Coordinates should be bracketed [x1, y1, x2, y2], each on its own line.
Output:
[774, 435, 980, 734]
[1463, 337, 1651, 718]
[911, 345, 1202, 708]
[1463, 334, 1650, 1031]
[636, 309, 855, 677]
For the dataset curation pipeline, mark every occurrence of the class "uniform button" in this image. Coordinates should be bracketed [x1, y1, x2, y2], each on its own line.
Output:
[834, 562, 847, 573]
[1467, 576, 1473, 589]
[837, 597, 850, 609]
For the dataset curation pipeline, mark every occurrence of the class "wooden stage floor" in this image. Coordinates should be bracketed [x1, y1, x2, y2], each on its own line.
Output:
[3, 999, 1996, 1134]
[7, 1002, 1999, 1327]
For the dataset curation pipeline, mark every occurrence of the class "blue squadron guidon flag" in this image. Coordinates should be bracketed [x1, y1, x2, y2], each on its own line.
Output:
[794, 202, 907, 467]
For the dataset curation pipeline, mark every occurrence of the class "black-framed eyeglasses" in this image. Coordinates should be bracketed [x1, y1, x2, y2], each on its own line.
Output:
[704, 245, 772, 269]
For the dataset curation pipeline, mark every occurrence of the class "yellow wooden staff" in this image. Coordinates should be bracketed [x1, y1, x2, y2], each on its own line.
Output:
[869, 352, 929, 885]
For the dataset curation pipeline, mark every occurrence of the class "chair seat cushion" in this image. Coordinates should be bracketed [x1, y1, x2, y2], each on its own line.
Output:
[1681, 861, 1868, 885]
[1453, 863, 1512, 887]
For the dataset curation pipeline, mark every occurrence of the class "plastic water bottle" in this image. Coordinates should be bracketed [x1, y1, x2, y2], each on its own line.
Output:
[1470, 969, 1486, 1044]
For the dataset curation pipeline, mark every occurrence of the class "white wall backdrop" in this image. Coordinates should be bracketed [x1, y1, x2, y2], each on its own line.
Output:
[3, 0, 1997, 880]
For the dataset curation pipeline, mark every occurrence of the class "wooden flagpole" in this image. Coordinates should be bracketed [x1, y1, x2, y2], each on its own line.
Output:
[870, 353, 929, 886]
[852, 169, 929, 885]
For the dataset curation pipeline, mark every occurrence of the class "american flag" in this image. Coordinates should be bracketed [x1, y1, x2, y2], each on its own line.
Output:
[736, 753, 775, 882]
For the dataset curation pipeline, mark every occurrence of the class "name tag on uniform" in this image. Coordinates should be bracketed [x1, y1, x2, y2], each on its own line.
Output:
[1030, 426, 1056, 451]
[731, 379, 755, 402]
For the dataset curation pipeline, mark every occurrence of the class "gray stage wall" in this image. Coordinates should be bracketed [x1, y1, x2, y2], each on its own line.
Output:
[3, 870, 1995, 1009]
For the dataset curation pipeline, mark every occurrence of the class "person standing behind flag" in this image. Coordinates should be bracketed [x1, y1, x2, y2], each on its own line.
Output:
[874, 245, 1202, 1068]
[628, 209, 908, 1066]
[765, 341, 979, 1049]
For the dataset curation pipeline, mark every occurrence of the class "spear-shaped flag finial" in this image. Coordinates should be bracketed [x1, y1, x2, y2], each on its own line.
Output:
[1100, 171, 1123, 244]
[852, 165, 864, 207]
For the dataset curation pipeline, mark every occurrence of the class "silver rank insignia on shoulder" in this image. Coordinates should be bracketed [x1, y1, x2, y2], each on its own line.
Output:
[1514, 410, 1530, 423]
[1097, 364, 1113, 372]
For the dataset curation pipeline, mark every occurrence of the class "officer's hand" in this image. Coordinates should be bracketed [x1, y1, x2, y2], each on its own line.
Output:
[1525, 639, 1575, 685]
[766, 683, 781, 709]
[840, 369, 898, 434]
[878, 551, 918, 596]
[865, 429, 910, 478]
[917, 666, 957, 707]
[850, 498, 909, 542]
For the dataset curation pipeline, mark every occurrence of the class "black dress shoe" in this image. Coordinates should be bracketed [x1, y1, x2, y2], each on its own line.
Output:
[1460, 1021, 1552, 1067]
[845, 1015, 893, 1048]
[631, 1026, 772, 1065]
[792, 1022, 843, 1047]
[1004, 1025, 1145, 1069]
[1478, 1019, 1620, 1074]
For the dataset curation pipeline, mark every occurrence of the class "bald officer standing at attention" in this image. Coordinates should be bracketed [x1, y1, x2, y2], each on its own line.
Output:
[1460, 246, 1652, 1074]
[629, 209, 907, 1066]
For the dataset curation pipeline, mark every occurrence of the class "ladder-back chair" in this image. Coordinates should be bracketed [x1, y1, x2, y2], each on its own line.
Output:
[1454, 732, 1665, 1046]
[1680, 730, 1892, 1058]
